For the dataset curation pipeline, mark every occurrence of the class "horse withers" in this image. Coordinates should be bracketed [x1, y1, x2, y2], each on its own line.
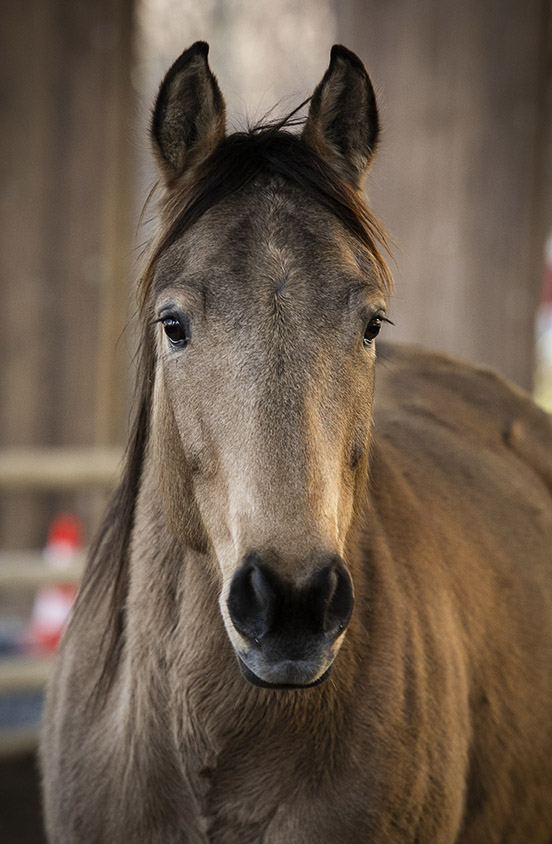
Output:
[41, 43, 552, 843]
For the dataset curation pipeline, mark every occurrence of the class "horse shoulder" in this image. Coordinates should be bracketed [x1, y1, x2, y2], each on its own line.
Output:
[370, 342, 552, 841]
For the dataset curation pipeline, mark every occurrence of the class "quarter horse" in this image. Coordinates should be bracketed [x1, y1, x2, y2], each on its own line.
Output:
[41, 43, 552, 843]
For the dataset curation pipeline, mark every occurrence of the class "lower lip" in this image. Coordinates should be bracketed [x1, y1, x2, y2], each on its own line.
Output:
[237, 656, 333, 690]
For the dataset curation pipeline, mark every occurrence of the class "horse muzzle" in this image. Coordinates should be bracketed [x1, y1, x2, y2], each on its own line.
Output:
[226, 553, 354, 690]
[237, 653, 334, 690]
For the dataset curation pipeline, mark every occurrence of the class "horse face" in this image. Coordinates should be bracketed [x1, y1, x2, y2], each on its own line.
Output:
[148, 43, 389, 688]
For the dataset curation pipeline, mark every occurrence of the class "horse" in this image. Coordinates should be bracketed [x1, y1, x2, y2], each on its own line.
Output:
[41, 42, 552, 843]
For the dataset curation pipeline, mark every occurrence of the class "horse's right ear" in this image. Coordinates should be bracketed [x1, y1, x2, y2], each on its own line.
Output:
[151, 42, 226, 184]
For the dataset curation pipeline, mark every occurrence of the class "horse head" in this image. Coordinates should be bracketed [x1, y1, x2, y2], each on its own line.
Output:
[145, 42, 391, 689]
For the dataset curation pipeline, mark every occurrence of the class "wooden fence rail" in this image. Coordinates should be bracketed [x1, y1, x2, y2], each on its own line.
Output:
[0, 447, 123, 489]
[0, 552, 85, 589]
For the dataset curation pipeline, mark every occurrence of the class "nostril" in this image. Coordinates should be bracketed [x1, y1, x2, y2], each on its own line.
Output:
[326, 565, 354, 633]
[251, 565, 275, 610]
[314, 563, 354, 636]
[227, 561, 277, 642]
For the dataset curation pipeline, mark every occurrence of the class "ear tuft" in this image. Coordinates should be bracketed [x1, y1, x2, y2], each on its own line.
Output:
[302, 45, 379, 187]
[151, 42, 226, 184]
[329, 44, 367, 74]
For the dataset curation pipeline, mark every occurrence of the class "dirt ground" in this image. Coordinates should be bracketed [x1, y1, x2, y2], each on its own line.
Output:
[0, 752, 46, 843]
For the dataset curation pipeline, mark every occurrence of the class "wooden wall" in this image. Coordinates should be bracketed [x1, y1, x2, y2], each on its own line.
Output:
[336, 0, 552, 390]
[0, 0, 136, 549]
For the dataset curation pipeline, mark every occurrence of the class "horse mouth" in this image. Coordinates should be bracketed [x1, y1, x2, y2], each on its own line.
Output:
[237, 655, 333, 690]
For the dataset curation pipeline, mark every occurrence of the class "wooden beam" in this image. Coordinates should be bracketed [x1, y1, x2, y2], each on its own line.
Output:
[0, 551, 84, 587]
[0, 448, 122, 489]
[0, 656, 53, 694]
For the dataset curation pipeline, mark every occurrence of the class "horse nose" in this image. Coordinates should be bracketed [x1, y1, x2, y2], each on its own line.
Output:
[226, 553, 354, 644]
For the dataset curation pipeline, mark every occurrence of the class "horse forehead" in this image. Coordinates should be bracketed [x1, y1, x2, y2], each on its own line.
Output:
[160, 190, 363, 308]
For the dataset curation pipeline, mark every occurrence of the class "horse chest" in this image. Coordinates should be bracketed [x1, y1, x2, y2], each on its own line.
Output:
[179, 728, 295, 843]
[173, 689, 466, 844]
[177, 716, 368, 844]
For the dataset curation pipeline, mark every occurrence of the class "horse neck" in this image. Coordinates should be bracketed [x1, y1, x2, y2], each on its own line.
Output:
[124, 452, 220, 668]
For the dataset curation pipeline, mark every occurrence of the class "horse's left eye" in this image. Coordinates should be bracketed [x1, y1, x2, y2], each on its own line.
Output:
[363, 317, 382, 346]
[162, 317, 189, 347]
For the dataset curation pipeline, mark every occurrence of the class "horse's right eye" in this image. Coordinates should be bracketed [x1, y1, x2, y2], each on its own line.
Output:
[162, 317, 189, 348]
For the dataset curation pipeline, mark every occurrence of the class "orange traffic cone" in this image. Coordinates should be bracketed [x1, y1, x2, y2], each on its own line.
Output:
[27, 514, 82, 652]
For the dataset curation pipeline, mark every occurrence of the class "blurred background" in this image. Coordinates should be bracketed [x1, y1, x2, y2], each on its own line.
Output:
[0, 0, 551, 840]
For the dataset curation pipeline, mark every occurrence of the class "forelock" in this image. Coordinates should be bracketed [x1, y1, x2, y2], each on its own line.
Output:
[139, 115, 393, 311]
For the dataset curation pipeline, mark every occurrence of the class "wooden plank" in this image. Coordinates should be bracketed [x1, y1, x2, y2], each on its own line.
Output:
[95, 0, 136, 446]
[0, 447, 122, 489]
[0, 552, 84, 588]
[0, 0, 62, 549]
[0, 657, 53, 694]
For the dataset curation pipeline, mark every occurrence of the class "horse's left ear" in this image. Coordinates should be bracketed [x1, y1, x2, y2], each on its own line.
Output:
[151, 41, 226, 184]
[302, 45, 379, 187]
